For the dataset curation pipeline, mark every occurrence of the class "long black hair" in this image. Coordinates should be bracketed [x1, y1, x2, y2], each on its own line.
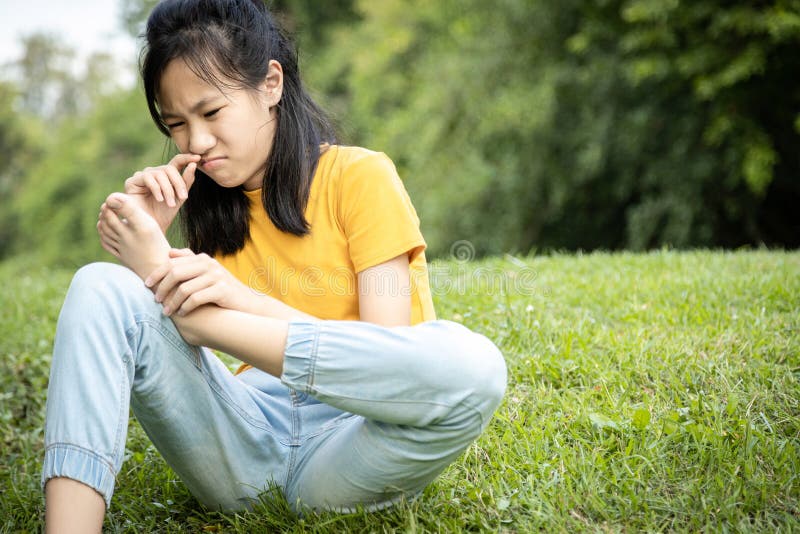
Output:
[141, 0, 336, 256]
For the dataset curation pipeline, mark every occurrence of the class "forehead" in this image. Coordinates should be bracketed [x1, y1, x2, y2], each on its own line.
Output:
[157, 58, 227, 112]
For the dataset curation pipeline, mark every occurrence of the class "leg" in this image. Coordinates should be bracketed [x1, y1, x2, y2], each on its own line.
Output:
[96, 192, 290, 377]
[42, 263, 291, 520]
[281, 320, 507, 511]
[44, 478, 104, 534]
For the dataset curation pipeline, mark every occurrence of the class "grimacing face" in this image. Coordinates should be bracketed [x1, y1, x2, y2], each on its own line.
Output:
[157, 58, 283, 191]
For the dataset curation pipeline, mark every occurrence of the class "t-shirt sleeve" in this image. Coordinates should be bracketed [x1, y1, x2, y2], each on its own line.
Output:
[338, 152, 426, 273]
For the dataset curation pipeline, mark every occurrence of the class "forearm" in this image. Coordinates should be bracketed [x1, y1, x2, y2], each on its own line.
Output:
[238, 291, 317, 321]
[172, 305, 290, 377]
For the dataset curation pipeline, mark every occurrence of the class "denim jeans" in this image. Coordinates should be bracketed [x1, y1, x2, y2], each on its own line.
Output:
[41, 262, 506, 512]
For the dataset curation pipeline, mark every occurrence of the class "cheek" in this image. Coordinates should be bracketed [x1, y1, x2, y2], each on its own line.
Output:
[169, 133, 188, 153]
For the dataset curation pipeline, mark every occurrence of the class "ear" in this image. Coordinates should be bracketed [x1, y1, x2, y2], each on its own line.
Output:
[261, 59, 283, 108]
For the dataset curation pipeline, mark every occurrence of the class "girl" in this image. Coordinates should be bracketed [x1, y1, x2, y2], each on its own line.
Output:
[42, 0, 506, 531]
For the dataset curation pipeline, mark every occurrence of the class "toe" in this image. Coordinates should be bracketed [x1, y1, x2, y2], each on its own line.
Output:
[107, 193, 139, 226]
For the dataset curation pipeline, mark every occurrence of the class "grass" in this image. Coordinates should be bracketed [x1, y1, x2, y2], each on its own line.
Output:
[1, 250, 798, 532]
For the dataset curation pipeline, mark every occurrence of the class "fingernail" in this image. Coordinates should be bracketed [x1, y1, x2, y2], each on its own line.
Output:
[162, 306, 170, 315]
[179, 189, 188, 199]
[144, 278, 152, 287]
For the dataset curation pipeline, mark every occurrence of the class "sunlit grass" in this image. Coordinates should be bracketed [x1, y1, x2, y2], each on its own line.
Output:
[1, 250, 798, 531]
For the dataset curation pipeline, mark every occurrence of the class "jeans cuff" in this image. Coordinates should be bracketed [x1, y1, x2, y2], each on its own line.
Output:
[41, 444, 116, 509]
[280, 320, 322, 392]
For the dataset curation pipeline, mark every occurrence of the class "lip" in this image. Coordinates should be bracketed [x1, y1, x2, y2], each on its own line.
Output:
[200, 156, 226, 170]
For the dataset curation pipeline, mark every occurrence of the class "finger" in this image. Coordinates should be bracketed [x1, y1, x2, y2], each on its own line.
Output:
[144, 250, 195, 288]
[176, 285, 221, 316]
[144, 260, 172, 289]
[168, 247, 194, 258]
[152, 169, 177, 207]
[164, 251, 204, 264]
[124, 173, 149, 194]
[168, 153, 202, 172]
[164, 165, 188, 201]
[142, 173, 165, 202]
[154, 260, 209, 303]
[181, 161, 197, 191]
[163, 277, 214, 316]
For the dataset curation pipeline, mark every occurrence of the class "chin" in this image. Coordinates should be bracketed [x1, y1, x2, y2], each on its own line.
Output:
[204, 173, 240, 189]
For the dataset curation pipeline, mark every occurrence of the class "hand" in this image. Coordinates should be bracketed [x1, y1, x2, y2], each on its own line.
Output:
[124, 154, 200, 233]
[144, 248, 254, 316]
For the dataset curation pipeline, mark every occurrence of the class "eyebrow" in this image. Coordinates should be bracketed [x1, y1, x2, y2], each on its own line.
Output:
[160, 97, 221, 120]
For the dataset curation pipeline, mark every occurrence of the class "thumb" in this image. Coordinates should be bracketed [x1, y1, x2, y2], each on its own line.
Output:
[182, 162, 197, 190]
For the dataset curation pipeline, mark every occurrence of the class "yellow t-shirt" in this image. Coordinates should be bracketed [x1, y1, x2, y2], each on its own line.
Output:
[215, 145, 436, 370]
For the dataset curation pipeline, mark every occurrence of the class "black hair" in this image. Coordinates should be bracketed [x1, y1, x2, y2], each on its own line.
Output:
[141, 0, 335, 255]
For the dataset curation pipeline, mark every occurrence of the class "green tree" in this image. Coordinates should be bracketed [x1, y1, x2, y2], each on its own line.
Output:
[11, 33, 76, 118]
[9, 0, 797, 267]
[305, 0, 800, 255]
[0, 82, 43, 258]
[10, 88, 166, 266]
[568, 0, 800, 248]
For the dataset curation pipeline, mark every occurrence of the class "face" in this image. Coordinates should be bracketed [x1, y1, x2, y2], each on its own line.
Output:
[157, 58, 282, 191]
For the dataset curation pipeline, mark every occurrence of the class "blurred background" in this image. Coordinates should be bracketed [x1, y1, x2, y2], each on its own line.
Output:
[0, 0, 798, 268]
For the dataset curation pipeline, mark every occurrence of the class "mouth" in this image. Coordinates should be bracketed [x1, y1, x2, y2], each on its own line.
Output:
[200, 157, 226, 170]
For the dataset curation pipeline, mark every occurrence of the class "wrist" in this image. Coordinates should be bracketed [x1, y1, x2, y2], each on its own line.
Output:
[236, 287, 268, 315]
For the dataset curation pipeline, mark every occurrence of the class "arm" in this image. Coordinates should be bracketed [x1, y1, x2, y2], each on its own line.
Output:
[357, 253, 411, 326]
[226, 252, 412, 325]
[163, 253, 412, 377]
[151, 249, 411, 325]
[172, 305, 289, 377]
[146, 248, 316, 321]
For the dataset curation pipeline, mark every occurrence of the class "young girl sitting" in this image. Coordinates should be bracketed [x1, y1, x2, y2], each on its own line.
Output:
[42, 0, 506, 531]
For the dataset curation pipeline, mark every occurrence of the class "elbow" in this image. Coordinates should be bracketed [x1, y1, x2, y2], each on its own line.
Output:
[171, 315, 201, 346]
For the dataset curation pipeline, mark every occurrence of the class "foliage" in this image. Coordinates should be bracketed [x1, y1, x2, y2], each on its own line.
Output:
[0, 82, 43, 258]
[0, 29, 148, 266]
[6, 33, 123, 121]
[8, 88, 168, 267]
[299, 0, 800, 255]
[121, 0, 159, 37]
[2, 0, 799, 268]
[1, 251, 798, 530]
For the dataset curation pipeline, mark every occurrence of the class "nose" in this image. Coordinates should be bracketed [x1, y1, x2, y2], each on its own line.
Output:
[187, 125, 216, 155]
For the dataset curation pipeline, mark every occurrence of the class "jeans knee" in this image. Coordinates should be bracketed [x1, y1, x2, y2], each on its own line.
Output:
[432, 323, 506, 430]
[68, 262, 145, 306]
[72, 261, 137, 289]
[464, 333, 507, 423]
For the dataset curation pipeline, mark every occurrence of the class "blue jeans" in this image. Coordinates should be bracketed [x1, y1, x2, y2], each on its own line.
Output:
[41, 263, 506, 512]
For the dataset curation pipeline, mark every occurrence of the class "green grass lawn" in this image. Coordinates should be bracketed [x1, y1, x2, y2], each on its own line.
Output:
[1, 250, 798, 532]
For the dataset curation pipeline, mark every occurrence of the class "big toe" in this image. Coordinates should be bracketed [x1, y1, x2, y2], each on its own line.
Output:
[106, 193, 148, 227]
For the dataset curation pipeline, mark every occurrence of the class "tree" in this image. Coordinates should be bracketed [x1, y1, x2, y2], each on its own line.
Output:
[0, 82, 42, 258]
[11, 33, 77, 117]
[10, 88, 167, 266]
[305, 0, 800, 254]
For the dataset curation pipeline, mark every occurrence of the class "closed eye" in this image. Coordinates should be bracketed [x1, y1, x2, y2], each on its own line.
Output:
[204, 108, 221, 118]
[166, 121, 184, 129]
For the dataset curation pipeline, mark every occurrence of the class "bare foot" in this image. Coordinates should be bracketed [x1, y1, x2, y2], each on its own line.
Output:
[97, 192, 170, 280]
